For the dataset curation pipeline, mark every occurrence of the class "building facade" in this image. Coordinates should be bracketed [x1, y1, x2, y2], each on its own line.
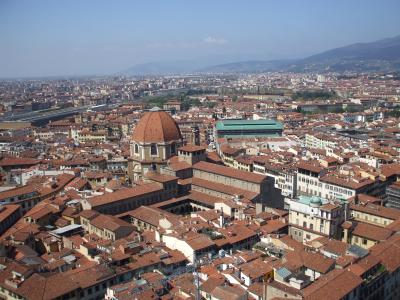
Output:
[288, 195, 348, 243]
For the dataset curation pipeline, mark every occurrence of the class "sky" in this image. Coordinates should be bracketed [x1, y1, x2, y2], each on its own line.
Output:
[0, 0, 400, 78]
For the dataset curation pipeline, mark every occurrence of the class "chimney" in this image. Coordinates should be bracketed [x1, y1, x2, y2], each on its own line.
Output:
[236, 267, 242, 279]
[219, 210, 224, 228]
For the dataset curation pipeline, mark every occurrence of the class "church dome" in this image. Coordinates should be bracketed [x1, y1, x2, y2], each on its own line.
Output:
[310, 196, 322, 207]
[132, 109, 182, 143]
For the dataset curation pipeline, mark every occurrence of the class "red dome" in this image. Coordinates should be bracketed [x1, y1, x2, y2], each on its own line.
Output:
[132, 110, 182, 143]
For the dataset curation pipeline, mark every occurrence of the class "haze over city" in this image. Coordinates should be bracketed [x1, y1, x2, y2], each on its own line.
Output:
[1, 0, 400, 77]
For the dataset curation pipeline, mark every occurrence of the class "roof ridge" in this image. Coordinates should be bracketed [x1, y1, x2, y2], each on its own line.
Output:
[142, 112, 151, 143]
[158, 112, 166, 142]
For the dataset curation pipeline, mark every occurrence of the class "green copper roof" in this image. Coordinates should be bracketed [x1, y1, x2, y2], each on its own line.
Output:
[297, 195, 328, 206]
[216, 119, 283, 131]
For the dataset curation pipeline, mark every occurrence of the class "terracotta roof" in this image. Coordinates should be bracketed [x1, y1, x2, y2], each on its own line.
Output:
[79, 210, 99, 220]
[192, 177, 258, 200]
[336, 255, 357, 268]
[218, 224, 257, 246]
[151, 191, 222, 211]
[193, 161, 266, 184]
[319, 203, 339, 211]
[84, 171, 112, 180]
[123, 205, 179, 227]
[90, 214, 134, 232]
[0, 185, 39, 201]
[303, 269, 362, 300]
[0, 204, 21, 222]
[314, 237, 348, 256]
[184, 232, 215, 251]
[166, 160, 192, 172]
[380, 163, 400, 178]
[350, 203, 400, 221]
[132, 110, 182, 143]
[178, 145, 206, 152]
[297, 161, 324, 173]
[259, 219, 288, 234]
[350, 194, 382, 205]
[65, 177, 89, 190]
[87, 183, 162, 207]
[370, 234, 400, 273]
[240, 258, 273, 279]
[320, 174, 374, 190]
[206, 151, 222, 163]
[0, 261, 117, 300]
[211, 284, 247, 300]
[352, 221, 393, 241]
[0, 158, 41, 167]
[200, 274, 226, 294]
[220, 144, 244, 156]
[182, 191, 224, 207]
[348, 254, 380, 277]
[285, 250, 335, 274]
[145, 172, 178, 183]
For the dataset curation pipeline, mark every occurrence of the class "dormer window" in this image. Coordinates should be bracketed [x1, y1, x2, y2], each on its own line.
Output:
[134, 144, 139, 154]
[151, 144, 158, 156]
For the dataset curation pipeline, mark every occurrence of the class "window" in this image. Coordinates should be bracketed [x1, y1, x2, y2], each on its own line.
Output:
[150, 144, 157, 155]
[134, 144, 139, 154]
[171, 143, 176, 154]
[363, 238, 368, 245]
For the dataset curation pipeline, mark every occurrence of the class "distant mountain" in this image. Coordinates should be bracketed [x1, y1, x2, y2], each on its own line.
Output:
[197, 59, 294, 73]
[121, 61, 197, 75]
[122, 35, 400, 75]
[288, 35, 400, 72]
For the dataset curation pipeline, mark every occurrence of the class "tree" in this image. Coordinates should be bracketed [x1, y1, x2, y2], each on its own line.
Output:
[181, 98, 202, 111]
[206, 102, 217, 109]
[292, 90, 337, 101]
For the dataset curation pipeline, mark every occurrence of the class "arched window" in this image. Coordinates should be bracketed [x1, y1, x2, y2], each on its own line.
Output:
[150, 144, 158, 156]
[134, 144, 139, 154]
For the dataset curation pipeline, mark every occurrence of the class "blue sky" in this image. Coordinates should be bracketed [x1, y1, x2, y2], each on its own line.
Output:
[1, 0, 399, 77]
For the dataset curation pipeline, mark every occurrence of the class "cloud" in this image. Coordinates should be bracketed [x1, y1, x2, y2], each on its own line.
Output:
[203, 36, 228, 45]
